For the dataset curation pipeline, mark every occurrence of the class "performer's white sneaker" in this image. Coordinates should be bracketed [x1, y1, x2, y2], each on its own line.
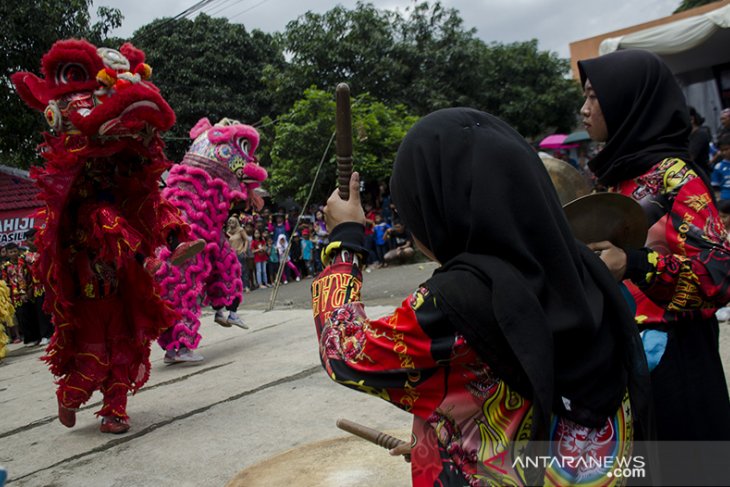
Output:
[176, 348, 204, 362]
[227, 312, 249, 330]
[164, 347, 204, 364]
[164, 349, 177, 364]
[214, 309, 231, 327]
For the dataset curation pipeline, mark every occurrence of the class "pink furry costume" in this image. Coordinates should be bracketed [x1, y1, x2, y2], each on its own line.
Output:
[11, 39, 192, 433]
[154, 118, 267, 357]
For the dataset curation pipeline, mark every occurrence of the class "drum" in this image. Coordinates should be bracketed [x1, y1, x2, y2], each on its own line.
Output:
[226, 433, 411, 487]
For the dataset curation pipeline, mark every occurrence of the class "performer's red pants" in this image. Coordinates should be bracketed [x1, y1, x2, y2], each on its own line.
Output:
[56, 296, 139, 419]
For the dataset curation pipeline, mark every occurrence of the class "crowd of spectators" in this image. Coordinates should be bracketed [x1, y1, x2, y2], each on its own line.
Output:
[228, 180, 417, 291]
[0, 229, 54, 348]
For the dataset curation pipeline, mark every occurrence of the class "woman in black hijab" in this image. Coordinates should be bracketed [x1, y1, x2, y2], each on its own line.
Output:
[315, 107, 651, 486]
[578, 49, 730, 443]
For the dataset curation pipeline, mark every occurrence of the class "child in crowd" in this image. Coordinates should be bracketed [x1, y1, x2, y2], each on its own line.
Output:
[300, 228, 314, 277]
[251, 229, 270, 288]
[268, 213, 290, 242]
[383, 219, 415, 265]
[275, 234, 301, 284]
[290, 232, 304, 276]
[372, 214, 391, 267]
[266, 235, 279, 285]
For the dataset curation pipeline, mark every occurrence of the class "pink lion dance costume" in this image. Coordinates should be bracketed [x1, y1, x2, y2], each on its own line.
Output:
[11, 39, 198, 434]
[154, 117, 267, 363]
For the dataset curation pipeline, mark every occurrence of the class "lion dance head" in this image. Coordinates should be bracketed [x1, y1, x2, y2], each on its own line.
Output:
[11, 38, 175, 161]
[187, 117, 268, 209]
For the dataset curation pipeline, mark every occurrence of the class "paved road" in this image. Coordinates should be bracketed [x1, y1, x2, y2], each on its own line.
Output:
[2, 259, 729, 486]
[0, 261, 437, 487]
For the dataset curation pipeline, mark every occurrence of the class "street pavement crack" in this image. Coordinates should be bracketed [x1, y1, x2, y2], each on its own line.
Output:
[0, 361, 233, 440]
[9, 365, 321, 483]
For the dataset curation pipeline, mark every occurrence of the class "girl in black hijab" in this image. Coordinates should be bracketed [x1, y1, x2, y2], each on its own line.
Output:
[578, 49, 730, 443]
[315, 107, 651, 486]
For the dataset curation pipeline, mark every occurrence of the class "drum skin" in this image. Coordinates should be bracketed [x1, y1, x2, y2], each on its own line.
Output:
[226, 433, 411, 487]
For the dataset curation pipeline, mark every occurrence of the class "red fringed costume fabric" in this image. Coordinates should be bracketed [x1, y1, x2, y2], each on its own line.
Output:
[12, 39, 188, 420]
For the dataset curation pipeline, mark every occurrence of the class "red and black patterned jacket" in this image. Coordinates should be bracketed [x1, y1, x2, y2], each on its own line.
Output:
[621, 158, 730, 327]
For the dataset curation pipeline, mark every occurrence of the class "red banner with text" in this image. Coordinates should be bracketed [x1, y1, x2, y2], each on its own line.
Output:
[0, 209, 39, 246]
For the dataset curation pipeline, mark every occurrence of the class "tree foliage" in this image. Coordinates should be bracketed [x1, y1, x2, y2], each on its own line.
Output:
[1, 0, 583, 203]
[477, 40, 582, 137]
[267, 3, 399, 112]
[274, 1, 581, 139]
[1, 0, 122, 168]
[388, 2, 486, 114]
[131, 14, 285, 161]
[267, 88, 417, 203]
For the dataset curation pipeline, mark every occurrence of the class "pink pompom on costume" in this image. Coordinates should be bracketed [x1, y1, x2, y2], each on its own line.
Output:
[155, 118, 267, 354]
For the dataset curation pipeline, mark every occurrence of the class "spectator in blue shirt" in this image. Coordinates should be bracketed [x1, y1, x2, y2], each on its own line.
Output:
[372, 214, 391, 266]
[711, 133, 730, 201]
[300, 228, 315, 277]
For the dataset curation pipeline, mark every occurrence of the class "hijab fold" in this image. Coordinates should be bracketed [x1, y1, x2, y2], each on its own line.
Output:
[578, 50, 692, 187]
[390, 108, 652, 448]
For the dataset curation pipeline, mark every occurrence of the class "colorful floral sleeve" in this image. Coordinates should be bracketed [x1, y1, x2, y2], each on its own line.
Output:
[312, 225, 467, 419]
[624, 159, 730, 314]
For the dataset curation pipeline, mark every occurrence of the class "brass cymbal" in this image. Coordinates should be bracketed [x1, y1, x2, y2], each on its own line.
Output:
[562, 192, 648, 250]
[539, 153, 591, 206]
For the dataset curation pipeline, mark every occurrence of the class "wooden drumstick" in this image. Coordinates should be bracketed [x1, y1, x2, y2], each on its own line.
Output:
[335, 83, 353, 200]
[336, 418, 410, 457]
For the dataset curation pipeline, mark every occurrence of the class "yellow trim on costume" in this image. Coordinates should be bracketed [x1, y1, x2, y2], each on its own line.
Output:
[64, 385, 91, 397]
[77, 371, 95, 382]
[77, 352, 110, 367]
[336, 377, 392, 401]
[84, 283, 95, 298]
[321, 241, 343, 266]
[645, 251, 660, 284]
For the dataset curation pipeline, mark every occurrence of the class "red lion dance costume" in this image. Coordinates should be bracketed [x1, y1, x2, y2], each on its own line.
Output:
[153, 117, 267, 363]
[11, 39, 200, 433]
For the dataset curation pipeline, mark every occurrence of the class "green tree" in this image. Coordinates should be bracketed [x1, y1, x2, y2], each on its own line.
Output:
[674, 0, 717, 13]
[274, 1, 482, 114]
[268, 3, 399, 113]
[275, 1, 581, 139]
[131, 14, 285, 160]
[267, 88, 417, 203]
[1, 0, 122, 168]
[389, 1, 486, 114]
[476, 40, 582, 138]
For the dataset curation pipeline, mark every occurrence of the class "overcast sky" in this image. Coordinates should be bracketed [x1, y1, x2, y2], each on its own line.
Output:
[95, 0, 682, 58]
